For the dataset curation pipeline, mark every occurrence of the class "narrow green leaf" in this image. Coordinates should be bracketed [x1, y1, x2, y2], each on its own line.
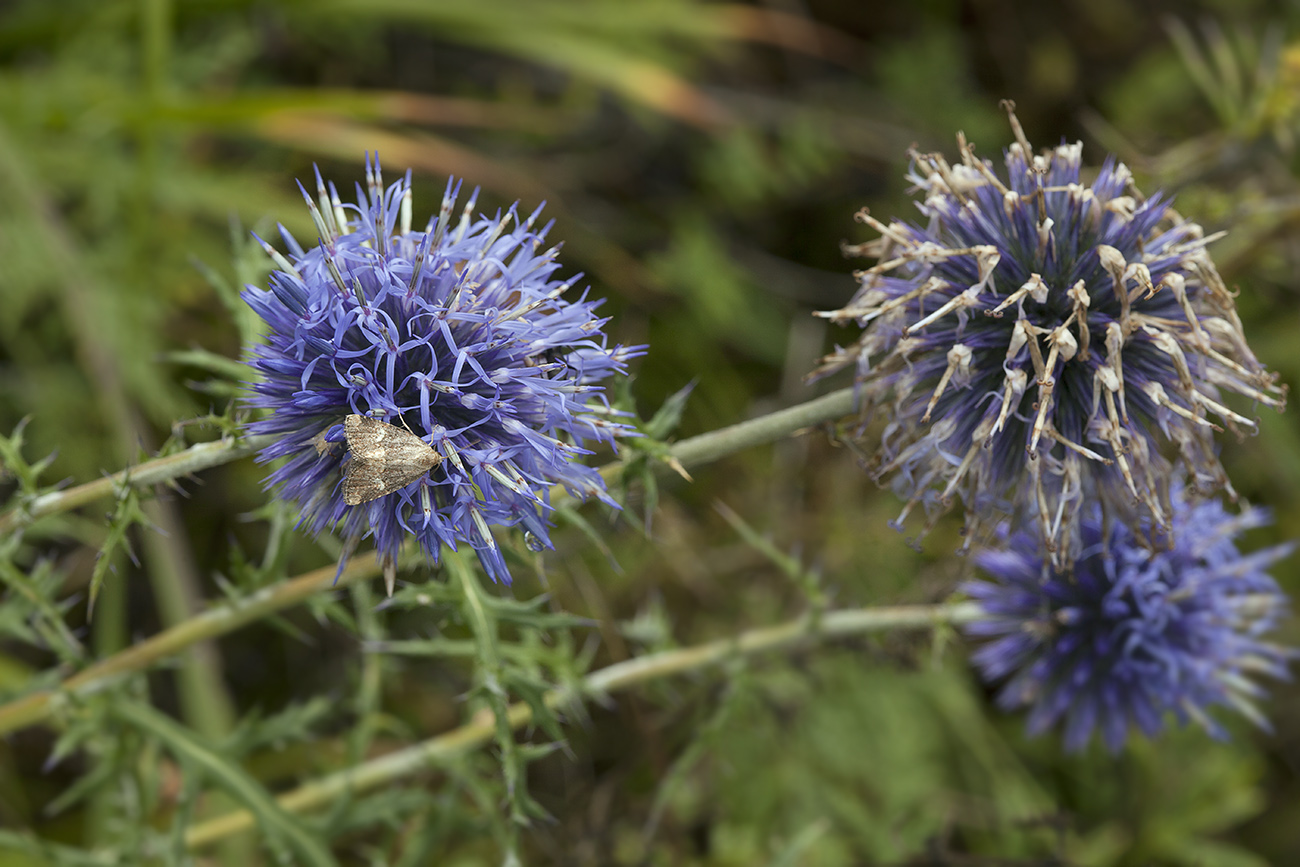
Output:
[769, 818, 831, 867]
[645, 380, 696, 440]
[87, 487, 148, 619]
[555, 505, 622, 573]
[113, 700, 339, 867]
[163, 348, 254, 384]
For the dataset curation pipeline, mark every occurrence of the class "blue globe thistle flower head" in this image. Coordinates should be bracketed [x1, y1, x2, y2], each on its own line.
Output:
[963, 483, 1295, 753]
[813, 105, 1285, 563]
[243, 156, 644, 586]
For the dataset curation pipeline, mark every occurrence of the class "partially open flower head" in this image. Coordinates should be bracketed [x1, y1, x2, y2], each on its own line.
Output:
[964, 483, 1294, 753]
[244, 157, 643, 584]
[813, 105, 1285, 563]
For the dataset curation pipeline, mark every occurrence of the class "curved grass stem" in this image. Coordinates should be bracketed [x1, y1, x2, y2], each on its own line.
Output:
[183, 601, 982, 849]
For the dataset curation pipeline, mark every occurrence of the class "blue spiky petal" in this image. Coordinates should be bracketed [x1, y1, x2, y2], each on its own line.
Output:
[964, 482, 1294, 752]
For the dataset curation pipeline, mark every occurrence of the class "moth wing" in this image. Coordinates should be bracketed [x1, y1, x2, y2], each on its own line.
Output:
[344, 414, 390, 451]
[342, 466, 389, 506]
[342, 416, 442, 505]
[343, 458, 437, 505]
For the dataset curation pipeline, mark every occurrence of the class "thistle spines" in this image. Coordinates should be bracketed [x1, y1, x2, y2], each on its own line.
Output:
[812, 110, 1284, 558]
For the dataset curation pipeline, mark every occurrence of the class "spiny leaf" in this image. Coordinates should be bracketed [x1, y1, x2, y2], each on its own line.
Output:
[476, 591, 593, 631]
[616, 380, 696, 533]
[0, 557, 84, 662]
[113, 699, 339, 867]
[0, 417, 58, 498]
[644, 379, 696, 441]
[222, 697, 335, 758]
[88, 485, 150, 618]
[503, 670, 566, 744]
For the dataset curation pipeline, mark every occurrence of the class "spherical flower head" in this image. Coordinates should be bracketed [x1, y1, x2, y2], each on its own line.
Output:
[813, 106, 1286, 563]
[243, 157, 644, 584]
[963, 483, 1295, 753]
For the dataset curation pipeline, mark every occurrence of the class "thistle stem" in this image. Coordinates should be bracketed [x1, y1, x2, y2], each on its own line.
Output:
[0, 388, 857, 530]
[0, 388, 858, 735]
[0, 555, 382, 736]
[183, 601, 981, 849]
[666, 387, 858, 471]
[0, 434, 274, 534]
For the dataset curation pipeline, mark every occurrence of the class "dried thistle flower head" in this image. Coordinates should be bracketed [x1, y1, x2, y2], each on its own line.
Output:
[963, 482, 1294, 753]
[813, 104, 1285, 561]
[244, 156, 643, 585]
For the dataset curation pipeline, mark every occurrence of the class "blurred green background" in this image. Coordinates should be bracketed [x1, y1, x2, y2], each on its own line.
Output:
[2, 0, 1300, 864]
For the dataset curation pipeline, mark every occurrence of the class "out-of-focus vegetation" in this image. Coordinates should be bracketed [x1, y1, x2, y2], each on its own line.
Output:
[1, 0, 1299, 864]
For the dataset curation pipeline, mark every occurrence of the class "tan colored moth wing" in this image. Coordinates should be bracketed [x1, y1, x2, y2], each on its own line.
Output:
[342, 414, 442, 505]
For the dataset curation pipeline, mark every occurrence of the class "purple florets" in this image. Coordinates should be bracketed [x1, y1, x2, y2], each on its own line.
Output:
[243, 156, 643, 583]
[963, 484, 1294, 753]
[813, 108, 1285, 563]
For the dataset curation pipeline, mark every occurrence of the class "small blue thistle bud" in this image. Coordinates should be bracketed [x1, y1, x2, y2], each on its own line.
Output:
[813, 105, 1285, 562]
[963, 483, 1294, 753]
[244, 156, 643, 585]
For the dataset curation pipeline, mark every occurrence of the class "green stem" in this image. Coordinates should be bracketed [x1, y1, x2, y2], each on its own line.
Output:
[665, 387, 857, 471]
[1, 387, 856, 533]
[0, 435, 273, 534]
[0, 555, 382, 736]
[183, 601, 981, 849]
[0, 386, 858, 734]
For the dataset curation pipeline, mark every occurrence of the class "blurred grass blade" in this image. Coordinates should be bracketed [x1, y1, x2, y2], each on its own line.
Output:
[163, 349, 253, 384]
[1166, 17, 1237, 126]
[155, 89, 562, 133]
[251, 115, 550, 201]
[495, 31, 732, 129]
[769, 818, 831, 866]
[318, 0, 732, 129]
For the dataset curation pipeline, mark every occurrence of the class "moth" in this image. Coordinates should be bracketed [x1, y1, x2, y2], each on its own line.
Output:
[342, 414, 443, 506]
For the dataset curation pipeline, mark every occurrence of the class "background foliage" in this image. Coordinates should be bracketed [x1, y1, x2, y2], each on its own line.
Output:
[1, 0, 1299, 864]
